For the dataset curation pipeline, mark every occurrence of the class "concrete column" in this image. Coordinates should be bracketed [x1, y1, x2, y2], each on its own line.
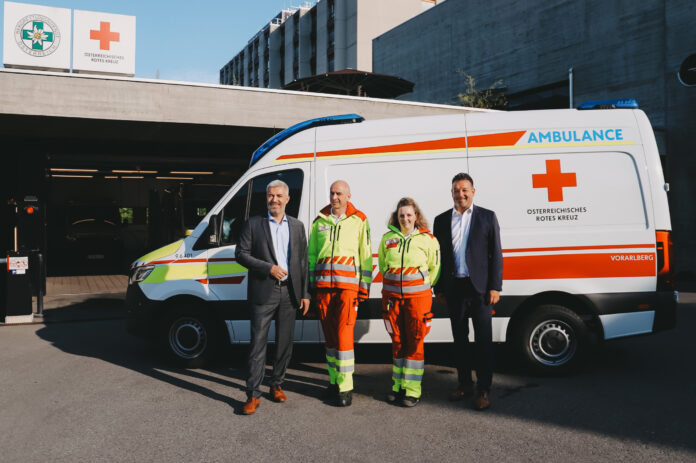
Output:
[257, 34, 266, 88]
[284, 18, 294, 86]
[316, 1, 328, 74]
[268, 25, 281, 89]
[334, 0, 349, 70]
[299, 8, 312, 78]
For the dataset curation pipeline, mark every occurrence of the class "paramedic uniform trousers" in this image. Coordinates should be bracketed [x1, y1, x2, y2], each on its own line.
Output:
[316, 288, 359, 392]
[382, 293, 433, 398]
[446, 277, 493, 392]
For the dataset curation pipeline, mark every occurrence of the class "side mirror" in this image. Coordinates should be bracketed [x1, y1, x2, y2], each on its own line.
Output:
[208, 214, 221, 247]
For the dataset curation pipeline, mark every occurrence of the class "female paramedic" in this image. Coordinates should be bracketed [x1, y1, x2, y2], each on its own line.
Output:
[378, 197, 440, 407]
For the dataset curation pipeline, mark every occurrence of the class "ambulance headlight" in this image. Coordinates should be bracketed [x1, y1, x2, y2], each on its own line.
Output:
[129, 265, 154, 285]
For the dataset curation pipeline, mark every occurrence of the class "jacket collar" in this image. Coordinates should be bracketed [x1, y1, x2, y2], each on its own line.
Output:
[319, 201, 359, 219]
[387, 224, 431, 238]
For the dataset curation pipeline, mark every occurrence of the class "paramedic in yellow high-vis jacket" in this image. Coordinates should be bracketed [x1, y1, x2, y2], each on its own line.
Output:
[308, 180, 372, 407]
[378, 197, 440, 407]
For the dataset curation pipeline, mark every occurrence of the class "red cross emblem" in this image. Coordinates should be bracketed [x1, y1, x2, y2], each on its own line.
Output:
[532, 159, 577, 202]
[90, 21, 120, 50]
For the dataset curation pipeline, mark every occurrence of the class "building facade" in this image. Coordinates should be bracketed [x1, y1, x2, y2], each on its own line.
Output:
[220, 0, 439, 88]
[372, 0, 696, 279]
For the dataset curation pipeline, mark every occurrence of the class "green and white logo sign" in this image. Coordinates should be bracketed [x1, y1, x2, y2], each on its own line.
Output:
[14, 14, 61, 57]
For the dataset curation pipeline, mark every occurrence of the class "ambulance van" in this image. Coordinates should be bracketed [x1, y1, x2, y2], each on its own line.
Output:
[126, 100, 677, 372]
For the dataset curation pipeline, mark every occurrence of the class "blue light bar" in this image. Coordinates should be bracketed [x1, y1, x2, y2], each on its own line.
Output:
[250, 114, 364, 166]
[577, 98, 639, 110]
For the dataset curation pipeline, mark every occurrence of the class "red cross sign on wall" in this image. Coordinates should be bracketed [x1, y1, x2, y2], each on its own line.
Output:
[532, 159, 577, 202]
[90, 21, 120, 50]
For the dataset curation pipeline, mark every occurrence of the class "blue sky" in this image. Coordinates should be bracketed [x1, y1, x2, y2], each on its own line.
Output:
[1, 0, 308, 82]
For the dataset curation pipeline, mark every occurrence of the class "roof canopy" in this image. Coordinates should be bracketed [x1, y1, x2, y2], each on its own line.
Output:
[283, 68, 414, 98]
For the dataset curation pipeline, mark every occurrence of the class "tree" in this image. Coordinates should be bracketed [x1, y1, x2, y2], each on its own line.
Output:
[456, 71, 508, 109]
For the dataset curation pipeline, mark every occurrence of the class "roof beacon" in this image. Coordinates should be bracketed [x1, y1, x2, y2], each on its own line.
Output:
[250, 114, 364, 166]
[578, 99, 639, 110]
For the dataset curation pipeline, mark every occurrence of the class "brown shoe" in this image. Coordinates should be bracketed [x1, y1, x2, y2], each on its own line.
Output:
[271, 386, 287, 403]
[242, 397, 261, 415]
[473, 390, 490, 411]
[449, 383, 474, 401]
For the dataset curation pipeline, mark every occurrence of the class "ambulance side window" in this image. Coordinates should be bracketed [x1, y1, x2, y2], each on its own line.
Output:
[219, 183, 249, 246]
[248, 169, 304, 219]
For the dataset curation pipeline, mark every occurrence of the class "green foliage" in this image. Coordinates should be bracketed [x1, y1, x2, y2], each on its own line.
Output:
[456, 71, 508, 109]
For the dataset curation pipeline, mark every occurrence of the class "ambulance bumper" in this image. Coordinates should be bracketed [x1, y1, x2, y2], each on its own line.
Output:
[125, 283, 159, 338]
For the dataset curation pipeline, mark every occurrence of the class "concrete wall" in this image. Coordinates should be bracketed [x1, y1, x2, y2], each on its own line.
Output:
[373, 0, 696, 277]
[0, 68, 477, 128]
[355, 0, 423, 72]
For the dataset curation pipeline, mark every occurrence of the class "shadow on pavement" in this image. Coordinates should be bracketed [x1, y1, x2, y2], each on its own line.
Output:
[34, 302, 696, 453]
[41, 296, 127, 323]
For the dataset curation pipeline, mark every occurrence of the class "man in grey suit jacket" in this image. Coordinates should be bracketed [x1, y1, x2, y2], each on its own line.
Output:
[433, 172, 503, 411]
[236, 179, 310, 415]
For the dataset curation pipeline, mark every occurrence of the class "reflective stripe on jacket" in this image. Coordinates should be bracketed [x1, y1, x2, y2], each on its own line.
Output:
[308, 202, 372, 297]
[378, 225, 440, 298]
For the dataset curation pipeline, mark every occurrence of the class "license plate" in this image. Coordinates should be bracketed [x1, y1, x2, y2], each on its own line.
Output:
[87, 254, 105, 260]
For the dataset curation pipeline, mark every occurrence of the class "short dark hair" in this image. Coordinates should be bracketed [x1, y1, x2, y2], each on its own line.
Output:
[451, 172, 474, 186]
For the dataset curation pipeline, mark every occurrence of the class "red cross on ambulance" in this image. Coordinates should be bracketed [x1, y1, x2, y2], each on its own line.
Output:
[532, 159, 577, 202]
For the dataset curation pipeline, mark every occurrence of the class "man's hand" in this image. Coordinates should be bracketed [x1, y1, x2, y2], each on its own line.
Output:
[270, 265, 288, 280]
[299, 298, 310, 316]
[487, 290, 500, 306]
[435, 292, 447, 305]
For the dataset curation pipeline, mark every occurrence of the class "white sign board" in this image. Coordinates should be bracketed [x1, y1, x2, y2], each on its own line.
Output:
[73, 9, 136, 76]
[3, 1, 71, 71]
[8, 256, 29, 274]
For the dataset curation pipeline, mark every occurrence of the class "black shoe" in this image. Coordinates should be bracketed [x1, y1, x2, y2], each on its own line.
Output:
[322, 384, 339, 400]
[386, 389, 405, 404]
[337, 391, 352, 407]
[402, 396, 420, 407]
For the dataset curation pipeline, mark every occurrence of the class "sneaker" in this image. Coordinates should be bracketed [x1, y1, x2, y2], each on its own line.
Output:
[386, 389, 405, 404]
[402, 395, 420, 407]
[337, 391, 352, 407]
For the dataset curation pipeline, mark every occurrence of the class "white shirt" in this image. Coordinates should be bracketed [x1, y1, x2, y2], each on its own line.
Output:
[451, 204, 474, 277]
[331, 210, 346, 224]
[268, 213, 289, 281]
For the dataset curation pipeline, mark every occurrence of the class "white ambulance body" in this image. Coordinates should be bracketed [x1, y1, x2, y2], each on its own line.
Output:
[126, 104, 676, 371]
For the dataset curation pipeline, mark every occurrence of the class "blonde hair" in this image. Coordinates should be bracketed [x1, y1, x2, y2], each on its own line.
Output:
[388, 197, 428, 230]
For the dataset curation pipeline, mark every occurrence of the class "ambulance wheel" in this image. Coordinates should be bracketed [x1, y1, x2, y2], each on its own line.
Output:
[515, 305, 588, 373]
[162, 308, 219, 368]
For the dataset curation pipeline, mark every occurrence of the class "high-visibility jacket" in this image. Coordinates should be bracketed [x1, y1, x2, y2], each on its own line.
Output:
[308, 202, 372, 298]
[378, 225, 441, 298]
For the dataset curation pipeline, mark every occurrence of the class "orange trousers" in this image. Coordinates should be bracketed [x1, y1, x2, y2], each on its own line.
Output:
[382, 294, 433, 398]
[315, 289, 359, 392]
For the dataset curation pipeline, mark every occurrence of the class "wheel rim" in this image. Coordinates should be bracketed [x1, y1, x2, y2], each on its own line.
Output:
[168, 316, 207, 360]
[528, 319, 576, 366]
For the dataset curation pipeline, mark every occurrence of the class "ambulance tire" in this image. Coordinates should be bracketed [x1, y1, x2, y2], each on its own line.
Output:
[515, 305, 588, 374]
[161, 307, 220, 368]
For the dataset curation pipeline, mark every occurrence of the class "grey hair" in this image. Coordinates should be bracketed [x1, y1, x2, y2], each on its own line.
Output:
[266, 179, 289, 194]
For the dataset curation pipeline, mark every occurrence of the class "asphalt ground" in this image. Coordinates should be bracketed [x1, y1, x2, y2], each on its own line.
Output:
[0, 295, 694, 462]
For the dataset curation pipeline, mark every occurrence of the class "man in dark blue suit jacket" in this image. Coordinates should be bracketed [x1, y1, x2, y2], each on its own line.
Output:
[236, 180, 310, 415]
[433, 173, 502, 410]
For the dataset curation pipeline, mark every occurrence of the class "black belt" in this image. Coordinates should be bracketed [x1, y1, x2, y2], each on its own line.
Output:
[275, 279, 289, 287]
